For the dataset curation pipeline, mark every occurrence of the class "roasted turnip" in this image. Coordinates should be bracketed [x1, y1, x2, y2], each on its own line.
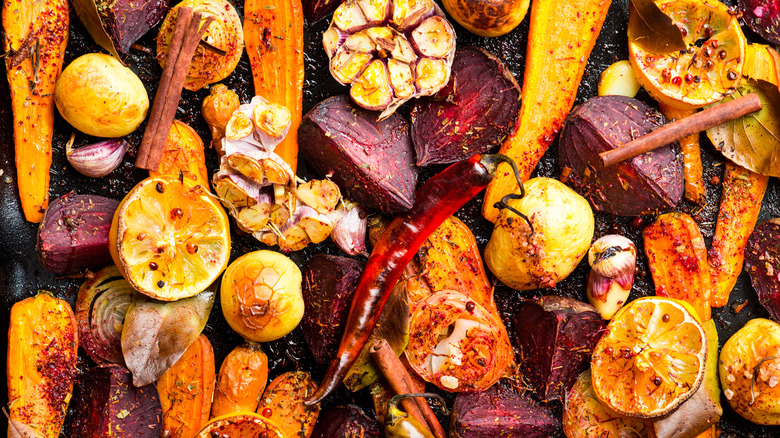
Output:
[559, 95, 683, 216]
[299, 95, 418, 213]
[410, 46, 521, 165]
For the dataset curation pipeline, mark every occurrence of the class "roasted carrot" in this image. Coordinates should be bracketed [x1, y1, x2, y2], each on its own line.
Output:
[659, 103, 706, 204]
[482, 0, 611, 222]
[643, 212, 714, 321]
[244, 0, 304, 173]
[2, 0, 69, 222]
[708, 161, 768, 307]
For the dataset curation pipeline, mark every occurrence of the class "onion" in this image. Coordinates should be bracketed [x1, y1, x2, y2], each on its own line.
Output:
[75, 266, 135, 364]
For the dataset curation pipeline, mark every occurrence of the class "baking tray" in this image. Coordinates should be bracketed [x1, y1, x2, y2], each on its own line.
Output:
[1, 0, 780, 435]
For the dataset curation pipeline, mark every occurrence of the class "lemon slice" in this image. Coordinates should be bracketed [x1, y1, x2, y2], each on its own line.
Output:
[109, 175, 230, 301]
[591, 297, 707, 418]
[629, 0, 747, 109]
[195, 412, 286, 438]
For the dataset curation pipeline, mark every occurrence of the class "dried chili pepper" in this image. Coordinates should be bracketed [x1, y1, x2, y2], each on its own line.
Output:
[306, 154, 526, 404]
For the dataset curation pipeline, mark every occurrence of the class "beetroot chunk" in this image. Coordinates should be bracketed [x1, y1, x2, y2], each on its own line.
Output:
[450, 384, 560, 438]
[70, 364, 162, 437]
[410, 46, 521, 166]
[559, 95, 683, 216]
[514, 295, 605, 402]
[311, 404, 381, 438]
[301, 254, 365, 364]
[739, 0, 780, 45]
[745, 218, 780, 322]
[299, 95, 419, 214]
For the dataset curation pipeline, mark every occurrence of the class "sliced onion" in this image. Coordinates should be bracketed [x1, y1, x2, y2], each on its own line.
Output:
[75, 266, 135, 364]
[405, 290, 513, 392]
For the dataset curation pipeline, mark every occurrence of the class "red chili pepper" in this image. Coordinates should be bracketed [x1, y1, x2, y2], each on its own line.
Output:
[305, 154, 526, 404]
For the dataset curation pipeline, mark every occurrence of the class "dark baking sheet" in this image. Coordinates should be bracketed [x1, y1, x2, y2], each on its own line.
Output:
[1, 0, 780, 435]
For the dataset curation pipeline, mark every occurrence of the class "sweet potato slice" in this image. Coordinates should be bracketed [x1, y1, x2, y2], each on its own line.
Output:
[482, 0, 612, 222]
[643, 212, 714, 320]
[157, 334, 216, 438]
[256, 371, 320, 438]
[7, 292, 78, 438]
[708, 161, 768, 307]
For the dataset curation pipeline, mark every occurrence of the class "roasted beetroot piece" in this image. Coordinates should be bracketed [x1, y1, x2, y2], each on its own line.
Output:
[70, 364, 162, 437]
[302, 0, 340, 24]
[36, 193, 119, 274]
[514, 295, 605, 402]
[450, 384, 560, 438]
[740, 0, 780, 45]
[299, 95, 418, 213]
[310, 404, 382, 438]
[745, 218, 780, 322]
[559, 95, 683, 216]
[410, 46, 521, 166]
[302, 254, 365, 364]
[72, 0, 168, 54]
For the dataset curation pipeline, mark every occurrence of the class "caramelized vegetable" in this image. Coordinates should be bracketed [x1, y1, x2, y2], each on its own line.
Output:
[643, 212, 714, 320]
[256, 371, 320, 438]
[211, 342, 269, 417]
[708, 162, 768, 307]
[2, 0, 68, 222]
[482, 0, 611, 222]
[244, 0, 304, 172]
[157, 334, 216, 438]
[659, 103, 706, 204]
[7, 292, 78, 438]
[150, 120, 211, 191]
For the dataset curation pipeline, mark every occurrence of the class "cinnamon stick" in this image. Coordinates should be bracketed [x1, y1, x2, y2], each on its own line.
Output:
[599, 93, 763, 167]
[136, 9, 214, 171]
[370, 339, 447, 438]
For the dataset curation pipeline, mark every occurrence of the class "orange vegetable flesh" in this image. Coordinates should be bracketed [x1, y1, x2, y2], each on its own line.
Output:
[256, 371, 320, 438]
[659, 104, 706, 205]
[7, 292, 78, 438]
[2, 0, 69, 222]
[708, 161, 768, 307]
[211, 342, 269, 418]
[482, 0, 611, 222]
[150, 120, 212, 192]
[244, 0, 304, 172]
[157, 334, 216, 438]
[643, 212, 714, 321]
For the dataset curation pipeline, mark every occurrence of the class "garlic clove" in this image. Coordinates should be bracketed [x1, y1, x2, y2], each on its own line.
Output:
[330, 205, 368, 256]
[588, 234, 637, 279]
[66, 136, 129, 178]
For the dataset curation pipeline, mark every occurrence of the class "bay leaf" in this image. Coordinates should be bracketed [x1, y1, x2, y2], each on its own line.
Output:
[707, 82, 780, 177]
[627, 0, 686, 54]
[121, 288, 215, 387]
[71, 0, 121, 59]
[343, 283, 410, 392]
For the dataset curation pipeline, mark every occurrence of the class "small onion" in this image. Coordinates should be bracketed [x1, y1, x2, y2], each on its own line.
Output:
[66, 134, 129, 178]
[75, 266, 136, 364]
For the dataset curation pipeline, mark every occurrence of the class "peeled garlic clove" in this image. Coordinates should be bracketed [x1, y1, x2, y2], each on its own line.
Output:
[253, 101, 291, 143]
[225, 111, 254, 140]
[388, 59, 415, 99]
[391, 0, 434, 31]
[358, 0, 391, 23]
[411, 16, 455, 58]
[333, 0, 369, 32]
[330, 205, 368, 256]
[351, 59, 394, 110]
[331, 48, 374, 84]
[297, 179, 341, 214]
[598, 60, 640, 98]
[66, 137, 129, 178]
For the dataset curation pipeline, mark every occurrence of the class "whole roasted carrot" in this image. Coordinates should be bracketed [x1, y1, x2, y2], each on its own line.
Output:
[244, 0, 304, 173]
[482, 0, 611, 222]
[306, 154, 527, 404]
[2, 0, 68, 222]
[708, 162, 768, 307]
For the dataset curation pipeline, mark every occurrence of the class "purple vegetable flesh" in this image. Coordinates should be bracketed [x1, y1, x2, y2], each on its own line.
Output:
[36, 193, 119, 274]
[745, 218, 780, 323]
[310, 404, 381, 438]
[102, 0, 168, 53]
[301, 254, 365, 364]
[298, 95, 418, 214]
[410, 46, 521, 166]
[302, 0, 340, 24]
[70, 364, 162, 437]
[739, 0, 780, 45]
[559, 95, 683, 216]
[514, 295, 605, 402]
[449, 384, 560, 438]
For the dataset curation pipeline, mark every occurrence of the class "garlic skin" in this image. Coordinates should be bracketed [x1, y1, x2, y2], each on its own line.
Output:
[329, 205, 368, 256]
[586, 234, 636, 320]
[66, 137, 129, 178]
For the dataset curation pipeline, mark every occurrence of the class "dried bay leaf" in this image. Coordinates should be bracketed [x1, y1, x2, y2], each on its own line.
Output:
[627, 0, 686, 54]
[121, 288, 215, 387]
[707, 82, 780, 177]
